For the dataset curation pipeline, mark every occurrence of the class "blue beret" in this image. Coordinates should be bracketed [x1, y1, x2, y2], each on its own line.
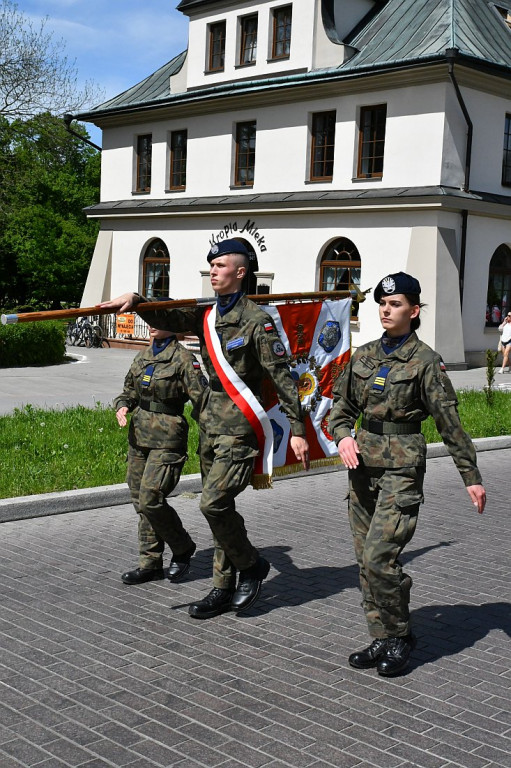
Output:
[374, 272, 421, 302]
[207, 239, 250, 263]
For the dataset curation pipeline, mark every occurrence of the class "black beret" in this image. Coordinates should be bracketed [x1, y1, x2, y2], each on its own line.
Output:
[374, 272, 421, 303]
[206, 239, 250, 263]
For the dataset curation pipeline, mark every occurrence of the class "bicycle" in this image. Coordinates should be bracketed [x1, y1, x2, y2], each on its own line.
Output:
[66, 316, 110, 348]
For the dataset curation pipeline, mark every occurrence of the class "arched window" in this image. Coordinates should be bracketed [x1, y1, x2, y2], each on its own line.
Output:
[143, 239, 170, 298]
[486, 244, 511, 326]
[320, 238, 361, 317]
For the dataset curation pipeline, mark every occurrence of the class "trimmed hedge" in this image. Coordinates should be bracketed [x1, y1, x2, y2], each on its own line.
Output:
[0, 321, 66, 367]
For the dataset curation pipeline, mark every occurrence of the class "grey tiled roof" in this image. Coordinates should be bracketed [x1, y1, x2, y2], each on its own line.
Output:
[88, 50, 186, 113]
[84, 186, 511, 216]
[79, 0, 511, 119]
[344, 0, 511, 71]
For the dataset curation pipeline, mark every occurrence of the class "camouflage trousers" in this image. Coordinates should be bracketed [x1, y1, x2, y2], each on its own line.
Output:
[127, 445, 194, 570]
[199, 430, 260, 589]
[347, 464, 424, 638]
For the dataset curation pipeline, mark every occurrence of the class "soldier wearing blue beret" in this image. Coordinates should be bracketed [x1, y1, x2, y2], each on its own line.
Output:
[114, 326, 208, 586]
[330, 272, 486, 676]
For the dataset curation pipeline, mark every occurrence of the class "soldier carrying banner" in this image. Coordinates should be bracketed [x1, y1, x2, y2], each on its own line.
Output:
[100, 239, 310, 619]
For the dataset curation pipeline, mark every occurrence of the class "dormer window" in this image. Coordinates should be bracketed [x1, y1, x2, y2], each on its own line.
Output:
[495, 4, 511, 28]
[271, 5, 292, 60]
[207, 21, 226, 72]
[239, 14, 258, 66]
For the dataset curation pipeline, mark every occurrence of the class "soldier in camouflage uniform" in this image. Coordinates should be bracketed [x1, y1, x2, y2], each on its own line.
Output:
[114, 326, 207, 586]
[330, 272, 486, 676]
[101, 239, 309, 619]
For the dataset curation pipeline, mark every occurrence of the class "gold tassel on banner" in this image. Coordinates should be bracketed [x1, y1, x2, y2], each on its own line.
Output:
[251, 473, 273, 490]
[252, 456, 342, 488]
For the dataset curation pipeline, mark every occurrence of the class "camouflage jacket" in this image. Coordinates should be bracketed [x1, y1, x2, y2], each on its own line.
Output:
[329, 333, 482, 486]
[138, 295, 306, 437]
[113, 338, 207, 450]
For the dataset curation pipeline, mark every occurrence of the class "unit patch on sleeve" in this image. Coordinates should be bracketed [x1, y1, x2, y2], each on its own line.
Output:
[272, 341, 286, 357]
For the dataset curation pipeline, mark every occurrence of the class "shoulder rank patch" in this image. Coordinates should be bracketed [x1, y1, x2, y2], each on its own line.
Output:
[226, 337, 245, 351]
[142, 364, 155, 387]
[372, 365, 391, 392]
[264, 322, 273, 333]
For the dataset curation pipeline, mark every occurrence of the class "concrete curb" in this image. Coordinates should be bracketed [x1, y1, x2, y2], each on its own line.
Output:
[2, 435, 510, 523]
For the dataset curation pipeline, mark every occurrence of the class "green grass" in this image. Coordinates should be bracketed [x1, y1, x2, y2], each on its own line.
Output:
[0, 403, 200, 499]
[0, 390, 509, 500]
[420, 389, 511, 442]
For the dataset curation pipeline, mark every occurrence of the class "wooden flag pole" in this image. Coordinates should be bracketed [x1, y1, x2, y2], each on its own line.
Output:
[1, 290, 357, 326]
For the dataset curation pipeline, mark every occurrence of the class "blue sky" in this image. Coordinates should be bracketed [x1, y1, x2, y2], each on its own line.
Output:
[17, 0, 190, 145]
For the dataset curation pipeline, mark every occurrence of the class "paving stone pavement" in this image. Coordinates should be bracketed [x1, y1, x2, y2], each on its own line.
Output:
[0, 449, 509, 768]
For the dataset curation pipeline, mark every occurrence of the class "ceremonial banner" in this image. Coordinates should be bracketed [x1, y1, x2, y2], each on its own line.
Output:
[257, 298, 352, 482]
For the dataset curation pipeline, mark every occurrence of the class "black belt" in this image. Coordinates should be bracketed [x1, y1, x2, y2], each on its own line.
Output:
[361, 418, 421, 435]
[139, 400, 182, 416]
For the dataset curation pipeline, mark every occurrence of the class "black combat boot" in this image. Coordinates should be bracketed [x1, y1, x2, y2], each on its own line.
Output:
[231, 556, 270, 612]
[348, 638, 388, 669]
[121, 567, 164, 585]
[188, 588, 235, 619]
[168, 542, 196, 583]
[377, 634, 416, 677]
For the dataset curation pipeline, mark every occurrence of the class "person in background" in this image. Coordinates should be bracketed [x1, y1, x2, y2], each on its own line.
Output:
[330, 272, 486, 677]
[114, 326, 207, 586]
[498, 312, 511, 373]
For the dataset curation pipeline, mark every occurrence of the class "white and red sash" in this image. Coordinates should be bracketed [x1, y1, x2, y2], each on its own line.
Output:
[203, 306, 274, 488]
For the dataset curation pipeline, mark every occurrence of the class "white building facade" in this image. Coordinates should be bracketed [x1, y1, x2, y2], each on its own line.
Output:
[76, 0, 511, 365]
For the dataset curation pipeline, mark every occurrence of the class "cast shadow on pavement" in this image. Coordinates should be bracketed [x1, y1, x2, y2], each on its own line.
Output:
[406, 601, 511, 673]
[235, 540, 456, 615]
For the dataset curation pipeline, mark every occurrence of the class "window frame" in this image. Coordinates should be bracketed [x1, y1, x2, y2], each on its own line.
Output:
[207, 20, 226, 72]
[357, 104, 387, 179]
[169, 129, 188, 191]
[310, 110, 336, 182]
[502, 113, 511, 186]
[135, 134, 152, 193]
[239, 13, 258, 66]
[142, 239, 170, 299]
[319, 238, 361, 320]
[271, 5, 292, 60]
[486, 244, 511, 327]
[234, 120, 256, 188]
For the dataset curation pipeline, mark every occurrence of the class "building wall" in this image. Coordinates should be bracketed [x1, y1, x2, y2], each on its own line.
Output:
[91, 206, 489, 362]
[185, 0, 319, 89]
[99, 82, 450, 202]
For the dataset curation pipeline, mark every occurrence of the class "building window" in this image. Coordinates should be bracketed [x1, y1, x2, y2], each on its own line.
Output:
[486, 244, 511, 326]
[271, 5, 292, 60]
[234, 121, 256, 187]
[143, 239, 170, 299]
[169, 130, 187, 190]
[136, 134, 152, 192]
[320, 238, 361, 318]
[208, 21, 226, 72]
[495, 4, 511, 28]
[357, 104, 386, 178]
[310, 111, 336, 181]
[239, 14, 258, 65]
[502, 114, 511, 186]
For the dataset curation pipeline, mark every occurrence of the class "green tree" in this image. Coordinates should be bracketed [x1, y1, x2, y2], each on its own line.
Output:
[0, 113, 100, 308]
